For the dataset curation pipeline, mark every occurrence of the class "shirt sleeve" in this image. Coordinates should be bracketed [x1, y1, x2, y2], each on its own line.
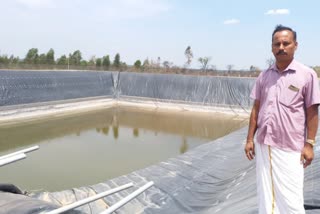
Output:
[304, 70, 320, 108]
[250, 72, 263, 101]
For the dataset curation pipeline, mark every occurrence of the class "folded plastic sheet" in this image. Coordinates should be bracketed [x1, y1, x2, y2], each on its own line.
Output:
[0, 192, 59, 214]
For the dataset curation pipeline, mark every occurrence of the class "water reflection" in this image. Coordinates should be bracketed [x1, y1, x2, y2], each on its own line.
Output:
[133, 128, 139, 137]
[96, 127, 142, 140]
[102, 127, 109, 135]
[95, 125, 190, 155]
[0, 106, 248, 191]
[180, 137, 189, 154]
[112, 126, 119, 139]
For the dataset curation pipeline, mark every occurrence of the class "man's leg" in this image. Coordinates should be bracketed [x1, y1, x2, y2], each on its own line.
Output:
[255, 142, 276, 214]
[270, 146, 305, 213]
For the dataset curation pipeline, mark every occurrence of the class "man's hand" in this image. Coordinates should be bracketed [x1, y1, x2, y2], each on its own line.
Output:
[301, 143, 314, 168]
[245, 141, 255, 160]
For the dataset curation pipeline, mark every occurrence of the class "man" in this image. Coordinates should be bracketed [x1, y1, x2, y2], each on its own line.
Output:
[245, 25, 320, 213]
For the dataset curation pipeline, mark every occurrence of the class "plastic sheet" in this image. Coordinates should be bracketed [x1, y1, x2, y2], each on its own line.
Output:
[117, 72, 254, 113]
[31, 127, 320, 213]
[0, 71, 255, 114]
[0, 70, 114, 107]
[0, 70, 319, 213]
[0, 192, 59, 214]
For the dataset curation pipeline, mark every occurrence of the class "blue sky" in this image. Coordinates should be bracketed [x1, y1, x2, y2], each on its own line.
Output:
[1, 0, 319, 70]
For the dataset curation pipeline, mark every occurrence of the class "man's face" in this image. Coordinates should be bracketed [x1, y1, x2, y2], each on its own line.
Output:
[272, 30, 297, 64]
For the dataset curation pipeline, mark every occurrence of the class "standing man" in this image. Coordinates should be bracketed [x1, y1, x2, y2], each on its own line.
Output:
[245, 25, 320, 213]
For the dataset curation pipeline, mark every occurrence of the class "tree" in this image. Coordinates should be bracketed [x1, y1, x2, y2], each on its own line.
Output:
[134, 60, 141, 69]
[24, 48, 39, 64]
[198, 57, 211, 73]
[163, 61, 174, 72]
[156, 57, 161, 67]
[9, 55, 20, 64]
[46, 48, 55, 65]
[249, 65, 261, 77]
[80, 60, 88, 66]
[142, 58, 149, 67]
[69, 50, 82, 65]
[184, 46, 193, 66]
[96, 58, 102, 67]
[266, 57, 275, 68]
[102, 55, 110, 69]
[0, 55, 9, 65]
[210, 65, 217, 72]
[56, 55, 67, 65]
[226, 64, 234, 73]
[142, 58, 149, 71]
[121, 62, 128, 70]
[113, 53, 121, 68]
[38, 53, 47, 65]
[163, 61, 172, 69]
[249, 65, 259, 72]
[88, 56, 96, 66]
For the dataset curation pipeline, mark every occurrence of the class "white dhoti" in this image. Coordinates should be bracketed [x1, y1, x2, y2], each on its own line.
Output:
[255, 142, 305, 214]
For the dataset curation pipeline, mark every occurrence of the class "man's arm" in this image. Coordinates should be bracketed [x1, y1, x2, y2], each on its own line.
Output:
[301, 104, 319, 168]
[245, 100, 260, 160]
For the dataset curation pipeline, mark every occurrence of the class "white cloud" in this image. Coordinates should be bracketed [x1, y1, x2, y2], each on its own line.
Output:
[16, 0, 55, 9]
[223, 19, 240, 25]
[265, 9, 290, 15]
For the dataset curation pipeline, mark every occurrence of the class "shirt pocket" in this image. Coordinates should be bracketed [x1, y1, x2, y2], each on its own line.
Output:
[279, 85, 302, 107]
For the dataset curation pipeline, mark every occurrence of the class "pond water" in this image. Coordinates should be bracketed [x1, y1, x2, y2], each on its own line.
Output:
[0, 106, 248, 191]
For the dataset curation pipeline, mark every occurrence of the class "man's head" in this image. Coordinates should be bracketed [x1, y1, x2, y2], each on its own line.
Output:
[271, 25, 298, 66]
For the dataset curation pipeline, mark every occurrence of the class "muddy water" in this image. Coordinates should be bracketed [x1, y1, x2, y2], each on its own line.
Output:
[0, 106, 248, 191]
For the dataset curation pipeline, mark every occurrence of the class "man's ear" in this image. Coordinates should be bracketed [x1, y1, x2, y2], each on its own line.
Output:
[295, 42, 298, 50]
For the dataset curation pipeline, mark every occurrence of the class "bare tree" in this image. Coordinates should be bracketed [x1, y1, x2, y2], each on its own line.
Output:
[210, 65, 217, 71]
[226, 64, 234, 74]
[198, 57, 211, 73]
[249, 65, 260, 72]
[163, 61, 173, 69]
[184, 46, 193, 66]
[266, 57, 275, 68]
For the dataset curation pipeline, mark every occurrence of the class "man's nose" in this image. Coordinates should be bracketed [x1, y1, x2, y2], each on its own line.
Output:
[279, 43, 285, 50]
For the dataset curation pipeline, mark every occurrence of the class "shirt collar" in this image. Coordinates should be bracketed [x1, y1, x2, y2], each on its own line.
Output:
[270, 59, 297, 73]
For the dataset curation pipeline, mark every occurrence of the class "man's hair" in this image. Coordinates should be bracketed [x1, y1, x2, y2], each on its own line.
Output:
[272, 25, 297, 41]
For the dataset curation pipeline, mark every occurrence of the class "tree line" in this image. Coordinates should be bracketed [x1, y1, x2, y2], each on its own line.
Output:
[4, 47, 319, 77]
[0, 48, 175, 73]
[0, 48, 126, 71]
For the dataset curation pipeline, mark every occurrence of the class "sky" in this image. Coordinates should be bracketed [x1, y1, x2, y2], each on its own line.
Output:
[1, 0, 320, 70]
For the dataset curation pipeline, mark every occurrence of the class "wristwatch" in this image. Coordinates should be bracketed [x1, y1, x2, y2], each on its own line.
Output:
[306, 139, 316, 146]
